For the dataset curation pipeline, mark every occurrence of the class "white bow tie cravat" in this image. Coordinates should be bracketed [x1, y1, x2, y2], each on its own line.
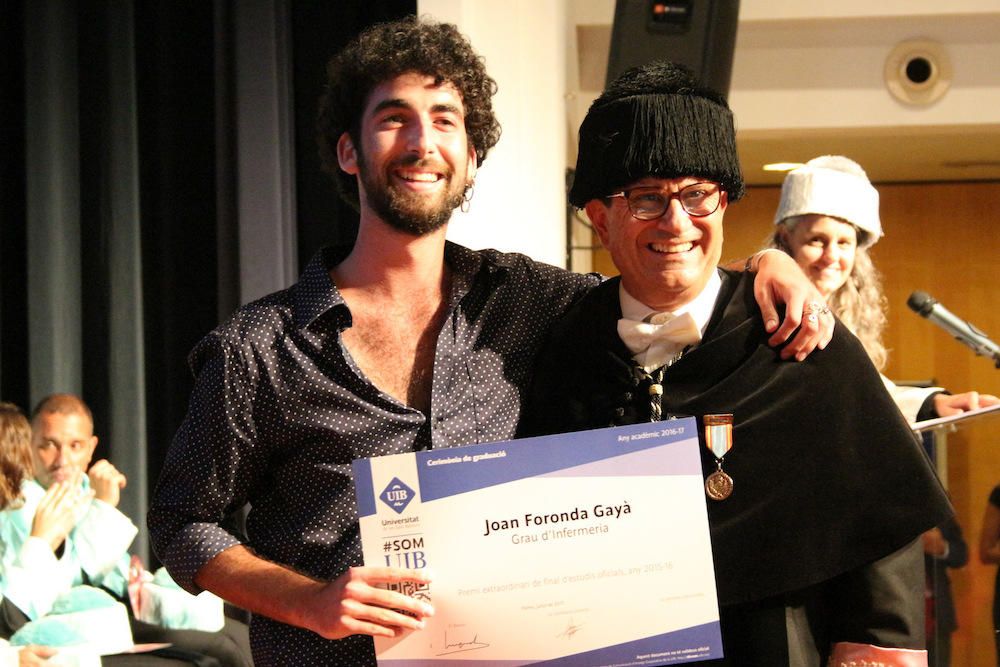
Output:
[617, 311, 702, 372]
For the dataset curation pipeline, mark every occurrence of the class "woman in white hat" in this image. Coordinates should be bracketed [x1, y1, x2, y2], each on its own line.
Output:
[770, 155, 996, 423]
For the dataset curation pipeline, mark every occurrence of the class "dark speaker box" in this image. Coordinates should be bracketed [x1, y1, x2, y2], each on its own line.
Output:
[606, 0, 740, 98]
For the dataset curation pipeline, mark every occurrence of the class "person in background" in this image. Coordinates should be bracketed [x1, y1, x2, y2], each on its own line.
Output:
[0, 402, 63, 665]
[520, 59, 952, 666]
[3, 401, 195, 666]
[771, 155, 999, 667]
[2, 395, 251, 666]
[981, 484, 1000, 666]
[922, 515, 968, 667]
[769, 155, 998, 423]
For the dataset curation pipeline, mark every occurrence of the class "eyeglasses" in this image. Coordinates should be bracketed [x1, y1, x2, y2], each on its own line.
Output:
[607, 182, 722, 220]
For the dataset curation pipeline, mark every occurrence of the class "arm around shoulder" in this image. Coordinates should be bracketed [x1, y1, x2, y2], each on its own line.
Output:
[747, 249, 834, 359]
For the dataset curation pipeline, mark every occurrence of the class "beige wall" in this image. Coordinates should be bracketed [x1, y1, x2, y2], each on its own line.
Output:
[420, 0, 570, 266]
[592, 181, 1000, 664]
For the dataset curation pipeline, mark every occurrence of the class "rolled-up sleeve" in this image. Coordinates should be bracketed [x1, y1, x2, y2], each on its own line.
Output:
[148, 333, 265, 594]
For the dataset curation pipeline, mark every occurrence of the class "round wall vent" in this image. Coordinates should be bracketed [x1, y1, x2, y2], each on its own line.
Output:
[884, 39, 952, 107]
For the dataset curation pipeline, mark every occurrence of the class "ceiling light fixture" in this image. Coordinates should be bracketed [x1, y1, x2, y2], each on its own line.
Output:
[762, 162, 804, 172]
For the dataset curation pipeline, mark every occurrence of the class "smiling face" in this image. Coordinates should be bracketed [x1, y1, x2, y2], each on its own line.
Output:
[782, 215, 859, 299]
[586, 176, 727, 311]
[337, 72, 477, 236]
[31, 411, 97, 489]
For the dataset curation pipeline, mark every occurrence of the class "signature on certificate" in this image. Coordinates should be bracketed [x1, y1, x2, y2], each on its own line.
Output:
[557, 617, 584, 639]
[436, 630, 491, 656]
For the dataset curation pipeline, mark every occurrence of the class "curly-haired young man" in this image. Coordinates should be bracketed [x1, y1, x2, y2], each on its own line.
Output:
[149, 16, 833, 666]
[316, 17, 500, 214]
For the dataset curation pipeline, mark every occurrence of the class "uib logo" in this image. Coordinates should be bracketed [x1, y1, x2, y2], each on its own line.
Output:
[379, 477, 416, 514]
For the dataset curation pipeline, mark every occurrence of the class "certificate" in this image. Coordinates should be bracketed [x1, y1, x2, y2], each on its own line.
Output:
[353, 419, 723, 666]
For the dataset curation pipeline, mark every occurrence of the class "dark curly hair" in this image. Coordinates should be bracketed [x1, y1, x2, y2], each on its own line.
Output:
[317, 16, 501, 210]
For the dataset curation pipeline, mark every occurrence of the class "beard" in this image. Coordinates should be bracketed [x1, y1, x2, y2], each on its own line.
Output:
[359, 153, 467, 237]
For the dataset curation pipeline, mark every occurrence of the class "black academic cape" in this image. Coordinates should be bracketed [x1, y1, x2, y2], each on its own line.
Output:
[519, 270, 953, 664]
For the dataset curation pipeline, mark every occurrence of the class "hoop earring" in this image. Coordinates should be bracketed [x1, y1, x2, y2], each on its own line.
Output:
[460, 182, 475, 213]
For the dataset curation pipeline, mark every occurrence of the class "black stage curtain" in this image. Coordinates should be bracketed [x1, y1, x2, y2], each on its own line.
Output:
[291, 0, 415, 267]
[0, 0, 29, 409]
[0, 0, 416, 565]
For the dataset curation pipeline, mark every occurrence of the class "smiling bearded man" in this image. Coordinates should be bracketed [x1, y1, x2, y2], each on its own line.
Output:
[353, 100, 471, 236]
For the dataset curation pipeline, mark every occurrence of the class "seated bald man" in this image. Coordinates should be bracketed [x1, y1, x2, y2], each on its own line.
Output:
[13, 394, 252, 666]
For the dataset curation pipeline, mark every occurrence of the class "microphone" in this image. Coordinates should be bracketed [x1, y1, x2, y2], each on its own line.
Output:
[907, 291, 1000, 368]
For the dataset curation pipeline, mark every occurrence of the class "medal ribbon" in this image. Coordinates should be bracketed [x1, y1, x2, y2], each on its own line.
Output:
[704, 414, 733, 459]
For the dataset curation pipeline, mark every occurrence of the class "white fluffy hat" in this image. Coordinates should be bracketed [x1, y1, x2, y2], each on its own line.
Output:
[774, 155, 882, 247]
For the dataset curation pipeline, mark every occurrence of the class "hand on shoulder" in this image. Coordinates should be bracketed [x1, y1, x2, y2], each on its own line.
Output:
[749, 249, 835, 361]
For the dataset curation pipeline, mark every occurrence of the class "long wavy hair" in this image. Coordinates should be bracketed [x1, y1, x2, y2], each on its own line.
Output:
[770, 217, 889, 370]
[0, 402, 34, 511]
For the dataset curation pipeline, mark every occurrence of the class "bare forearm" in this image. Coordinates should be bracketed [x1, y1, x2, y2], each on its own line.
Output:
[194, 544, 324, 631]
[722, 250, 773, 273]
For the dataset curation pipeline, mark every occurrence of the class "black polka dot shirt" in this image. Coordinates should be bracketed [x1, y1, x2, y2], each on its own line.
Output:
[148, 242, 598, 665]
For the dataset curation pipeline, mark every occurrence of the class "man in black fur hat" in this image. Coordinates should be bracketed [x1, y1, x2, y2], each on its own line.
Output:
[520, 61, 952, 666]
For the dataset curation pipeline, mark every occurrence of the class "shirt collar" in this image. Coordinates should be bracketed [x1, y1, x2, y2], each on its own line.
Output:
[293, 246, 350, 330]
[619, 269, 723, 337]
[292, 242, 511, 331]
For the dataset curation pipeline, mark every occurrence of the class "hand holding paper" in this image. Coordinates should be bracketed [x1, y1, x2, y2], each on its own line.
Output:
[306, 566, 434, 640]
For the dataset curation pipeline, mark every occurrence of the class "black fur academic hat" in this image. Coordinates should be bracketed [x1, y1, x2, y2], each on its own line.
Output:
[569, 61, 744, 208]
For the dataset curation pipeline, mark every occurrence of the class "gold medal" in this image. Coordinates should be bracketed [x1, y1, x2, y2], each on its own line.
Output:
[705, 469, 734, 501]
